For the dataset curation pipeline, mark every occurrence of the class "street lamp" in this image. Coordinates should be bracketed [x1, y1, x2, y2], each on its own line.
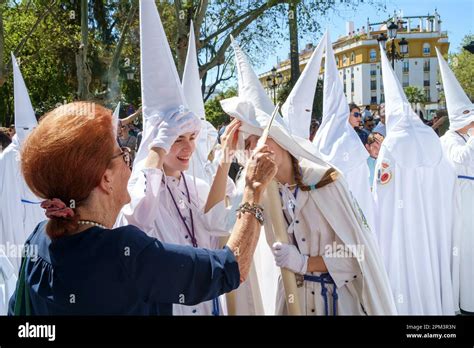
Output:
[387, 21, 398, 39]
[126, 66, 136, 80]
[377, 21, 409, 68]
[266, 66, 283, 104]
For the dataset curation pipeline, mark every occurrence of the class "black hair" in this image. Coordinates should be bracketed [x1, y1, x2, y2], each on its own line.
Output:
[349, 103, 360, 112]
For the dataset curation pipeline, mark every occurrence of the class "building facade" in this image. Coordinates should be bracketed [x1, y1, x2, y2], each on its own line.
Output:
[259, 10, 449, 114]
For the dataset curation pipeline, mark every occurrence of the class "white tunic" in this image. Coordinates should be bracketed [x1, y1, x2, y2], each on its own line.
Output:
[116, 168, 231, 315]
[441, 130, 474, 312]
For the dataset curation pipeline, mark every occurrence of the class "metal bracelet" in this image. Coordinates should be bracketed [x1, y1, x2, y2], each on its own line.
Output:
[236, 202, 265, 225]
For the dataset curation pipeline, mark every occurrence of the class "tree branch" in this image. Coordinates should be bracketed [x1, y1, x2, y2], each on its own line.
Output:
[194, 0, 208, 37]
[3, 0, 57, 75]
[201, 0, 285, 47]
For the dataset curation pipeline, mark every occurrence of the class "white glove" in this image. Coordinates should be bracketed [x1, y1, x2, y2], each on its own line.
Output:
[467, 128, 474, 137]
[272, 242, 308, 275]
[149, 111, 201, 153]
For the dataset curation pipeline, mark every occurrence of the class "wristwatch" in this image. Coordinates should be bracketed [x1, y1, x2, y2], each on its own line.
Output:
[236, 202, 265, 225]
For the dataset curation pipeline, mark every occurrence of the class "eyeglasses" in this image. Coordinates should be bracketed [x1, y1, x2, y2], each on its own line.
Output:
[353, 112, 362, 118]
[111, 147, 131, 168]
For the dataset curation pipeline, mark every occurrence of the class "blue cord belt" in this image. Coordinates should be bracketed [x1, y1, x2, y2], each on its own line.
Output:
[304, 273, 338, 316]
[21, 199, 42, 204]
[458, 175, 474, 180]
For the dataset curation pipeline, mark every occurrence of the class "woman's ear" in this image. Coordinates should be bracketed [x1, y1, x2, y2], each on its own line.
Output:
[98, 168, 114, 194]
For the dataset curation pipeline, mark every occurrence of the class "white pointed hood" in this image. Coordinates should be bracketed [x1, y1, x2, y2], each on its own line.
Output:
[182, 21, 214, 182]
[313, 31, 368, 171]
[281, 31, 327, 139]
[380, 43, 442, 167]
[182, 20, 205, 119]
[112, 102, 121, 138]
[436, 47, 474, 131]
[12, 53, 37, 145]
[133, 0, 199, 170]
[220, 37, 330, 181]
[140, 0, 188, 120]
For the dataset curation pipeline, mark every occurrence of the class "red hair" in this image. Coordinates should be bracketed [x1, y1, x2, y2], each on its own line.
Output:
[21, 102, 116, 239]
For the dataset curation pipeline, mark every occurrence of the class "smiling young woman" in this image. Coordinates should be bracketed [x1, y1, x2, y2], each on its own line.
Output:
[116, 114, 247, 316]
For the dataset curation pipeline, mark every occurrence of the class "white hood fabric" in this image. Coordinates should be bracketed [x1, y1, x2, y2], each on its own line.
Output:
[436, 47, 474, 131]
[281, 31, 327, 139]
[182, 20, 217, 185]
[372, 43, 456, 314]
[12, 53, 37, 145]
[182, 21, 205, 120]
[132, 0, 200, 174]
[312, 31, 375, 232]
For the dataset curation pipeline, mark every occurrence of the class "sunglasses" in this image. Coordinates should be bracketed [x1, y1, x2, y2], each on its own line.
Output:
[111, 147, 131, 168]
[353, 112, 362, 118]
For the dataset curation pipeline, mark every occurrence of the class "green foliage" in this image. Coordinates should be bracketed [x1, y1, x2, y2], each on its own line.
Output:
[1, 2, 78, 125]
[204, 87, 237, 128]
[277, 78, 323, 122]
[404, 85, 427, 104]
[449, 34, 474, 101]
[0, 0, 387, 127]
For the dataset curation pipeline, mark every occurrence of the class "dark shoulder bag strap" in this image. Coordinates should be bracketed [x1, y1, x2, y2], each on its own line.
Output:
[13, 244, 32, 316]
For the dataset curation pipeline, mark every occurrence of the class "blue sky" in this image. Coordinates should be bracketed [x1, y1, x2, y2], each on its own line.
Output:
[257, 0, 474, 75]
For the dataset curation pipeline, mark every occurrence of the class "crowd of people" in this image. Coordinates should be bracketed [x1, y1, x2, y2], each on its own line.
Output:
[0, 0, 472, 317]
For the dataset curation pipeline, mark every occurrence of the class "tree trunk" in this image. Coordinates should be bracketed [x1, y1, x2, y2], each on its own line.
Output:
[175, 4, 194, 78]
[176, 25, 189, 78]
[107, 3, 137, 104]
[76, 0, 91, 100]
[288, 0, 300, 87]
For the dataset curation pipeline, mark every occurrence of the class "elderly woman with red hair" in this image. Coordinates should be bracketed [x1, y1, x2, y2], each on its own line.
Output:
[8, 102, 276, 315]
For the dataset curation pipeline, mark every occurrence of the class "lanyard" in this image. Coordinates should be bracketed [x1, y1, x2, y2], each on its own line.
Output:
[165, 174, 197, 247]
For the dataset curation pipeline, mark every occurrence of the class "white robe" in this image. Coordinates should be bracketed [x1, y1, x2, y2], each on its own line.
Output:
[116, 167, 232, 315]
[441, 130, 474, 312]
[373, 135, 456, 315]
